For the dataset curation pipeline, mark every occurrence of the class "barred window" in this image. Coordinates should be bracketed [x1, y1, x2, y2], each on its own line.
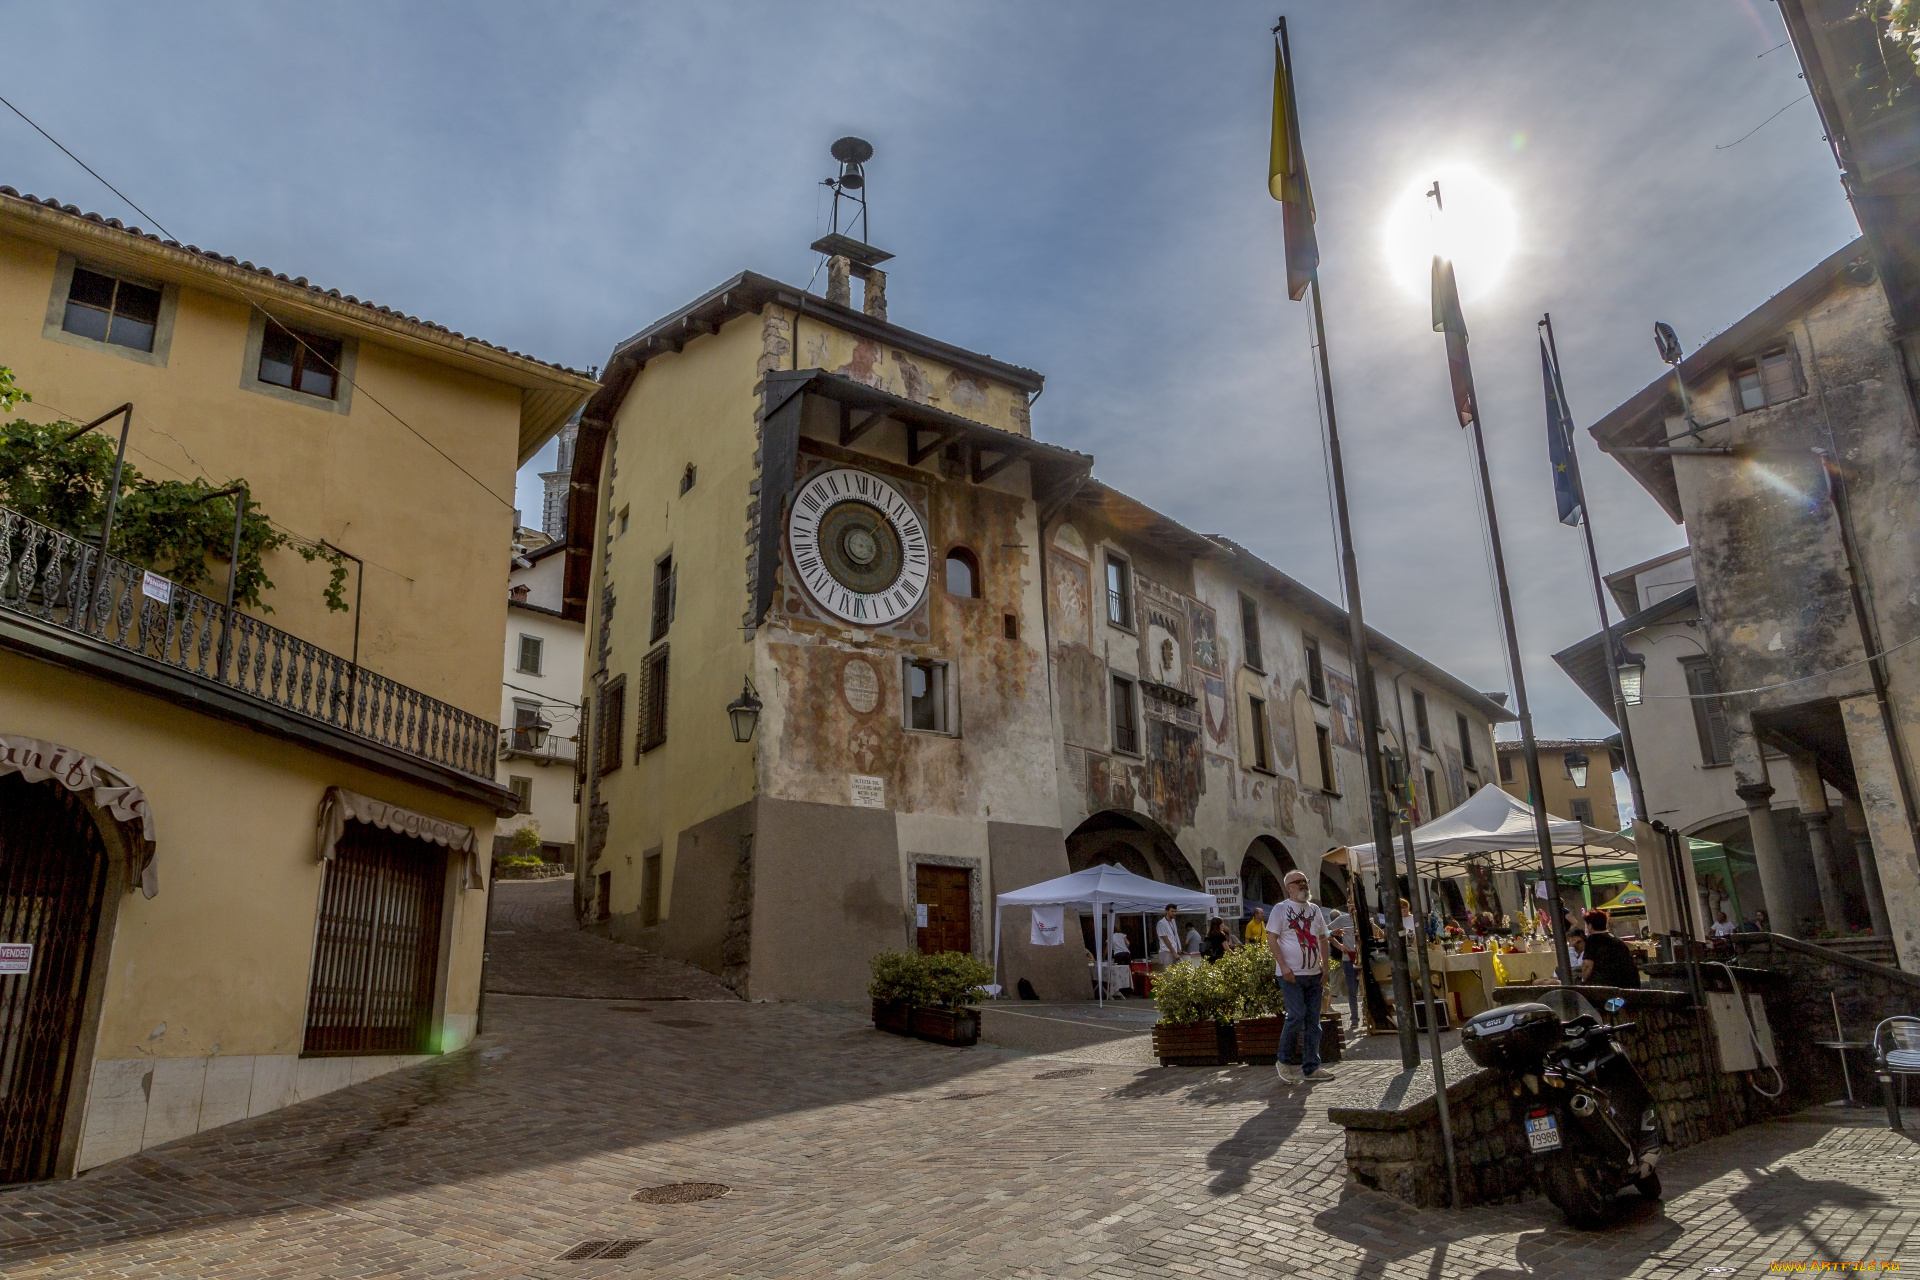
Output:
[637, 645, 670, 754]
[596, 676, 626, 774]
[651, 554, 676, 643]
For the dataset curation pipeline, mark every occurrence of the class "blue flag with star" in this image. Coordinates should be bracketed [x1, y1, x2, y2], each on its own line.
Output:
[1542, 336, 1584, 526]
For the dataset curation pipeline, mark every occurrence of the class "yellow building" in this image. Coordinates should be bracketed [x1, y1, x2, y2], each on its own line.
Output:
[1495, 737, 1619, 829]
[0, 186, 595, 1180]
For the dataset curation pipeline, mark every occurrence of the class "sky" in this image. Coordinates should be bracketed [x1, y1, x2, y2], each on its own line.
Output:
[0, 1, 1862, 737]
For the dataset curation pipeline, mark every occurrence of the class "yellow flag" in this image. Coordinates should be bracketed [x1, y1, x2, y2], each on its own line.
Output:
[1268, 30, 1319, 300]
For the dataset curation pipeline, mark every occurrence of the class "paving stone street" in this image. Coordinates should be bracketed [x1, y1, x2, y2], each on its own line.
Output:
[1, 880, 1914, 1279]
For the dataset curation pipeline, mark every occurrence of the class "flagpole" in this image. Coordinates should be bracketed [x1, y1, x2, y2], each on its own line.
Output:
[1281, 18, 1419, 1069]
[1541, 312, 1649, 823]
[1428, 212, 1571, 984]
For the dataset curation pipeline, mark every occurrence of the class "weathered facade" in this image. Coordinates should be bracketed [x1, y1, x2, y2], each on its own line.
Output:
[567, 268, 1090, 1002]
[0, 187, 594, 1178]
[1047, 485, 1513, 938]
[566, 261, 1514, 1003]
[1590, 238, 1920, 966]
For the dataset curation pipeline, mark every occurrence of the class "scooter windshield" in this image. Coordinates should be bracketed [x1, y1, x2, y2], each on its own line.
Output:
[1533, 988, 1602, 1022]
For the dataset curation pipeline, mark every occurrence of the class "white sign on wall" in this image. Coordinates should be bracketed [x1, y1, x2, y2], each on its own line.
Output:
[915, 904, 929, 928]
[850, 775, 886, 809]
[0, 943, 31, 975]
[1206, 877, 1242, 920]
[140, 571, 173, 604]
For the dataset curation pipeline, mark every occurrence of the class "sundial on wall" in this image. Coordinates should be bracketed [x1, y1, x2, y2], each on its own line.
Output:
[787, 467, 930, 625]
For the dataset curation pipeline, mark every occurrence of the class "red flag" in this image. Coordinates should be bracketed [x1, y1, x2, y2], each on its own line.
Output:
[1432, 256, 1476, 428]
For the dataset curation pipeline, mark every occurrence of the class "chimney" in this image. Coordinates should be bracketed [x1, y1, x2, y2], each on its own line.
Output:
[861, 267, 887, 321]
[826, 255, 852, 307]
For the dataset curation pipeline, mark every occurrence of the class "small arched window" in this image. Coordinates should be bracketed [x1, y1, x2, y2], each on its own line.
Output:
[944, 547, 979, 598]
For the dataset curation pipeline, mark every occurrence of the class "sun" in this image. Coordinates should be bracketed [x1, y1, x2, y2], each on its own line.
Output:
[1380, 164, 1519, 304]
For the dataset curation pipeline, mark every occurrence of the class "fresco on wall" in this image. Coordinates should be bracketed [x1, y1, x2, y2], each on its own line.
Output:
[1202, 675, 1230, 744]
[1145, 719, 1204, 833]
[1326, 670, 1363, 753]
[1049, 553, 1091, 648]
[1188, 601, 1221, 674]
[1274, 774, 1299, 836]
[1446, 745, 1467, 815]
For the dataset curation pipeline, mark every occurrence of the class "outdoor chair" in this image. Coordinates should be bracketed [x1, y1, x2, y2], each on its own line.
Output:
[1871, 1016, 1920, 1130]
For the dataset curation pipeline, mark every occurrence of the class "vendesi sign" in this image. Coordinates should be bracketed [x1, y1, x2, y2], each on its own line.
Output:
[140, 571, 174, 604]
[1205, 876, 1241, 920]
[0, 943, 31, 975]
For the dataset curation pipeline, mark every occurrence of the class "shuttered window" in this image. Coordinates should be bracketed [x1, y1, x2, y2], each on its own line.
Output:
[637, 646, 670, 754]
[303, 823, 446, 1056]
[651, 555, 676, 643]
[597, 676, 626, 774]
[1681, 656, 1732, 765]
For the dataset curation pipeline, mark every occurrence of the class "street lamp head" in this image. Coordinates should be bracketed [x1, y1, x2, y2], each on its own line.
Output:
[1614, 648, 1645, 707]
[727, 677, 763, 744]
[1653, 321, 1684, 367]
[1564, 749, 1590, 790]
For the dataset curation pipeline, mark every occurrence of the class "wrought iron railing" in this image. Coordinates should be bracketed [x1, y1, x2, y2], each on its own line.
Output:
[0, 503, 498, 782]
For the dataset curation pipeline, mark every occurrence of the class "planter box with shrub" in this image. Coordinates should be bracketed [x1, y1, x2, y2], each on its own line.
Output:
[867, 949, 991, 1048]
[1154, 1019, 1237, 1065]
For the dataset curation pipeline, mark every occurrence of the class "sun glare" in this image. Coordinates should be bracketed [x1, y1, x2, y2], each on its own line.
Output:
[1381, 164, 1518, 304]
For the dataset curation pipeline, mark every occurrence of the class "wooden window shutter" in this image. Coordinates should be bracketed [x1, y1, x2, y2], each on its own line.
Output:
[1681, 657, 1731, 766]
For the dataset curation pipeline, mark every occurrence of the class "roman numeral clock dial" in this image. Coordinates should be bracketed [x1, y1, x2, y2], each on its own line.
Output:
[786, 468, 930, 626]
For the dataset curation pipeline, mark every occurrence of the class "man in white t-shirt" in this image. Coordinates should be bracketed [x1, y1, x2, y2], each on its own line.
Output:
[1155, 905, 1182, 965]
[1267, 870, 1336, 1085]
[1709, 912, 1737, 939]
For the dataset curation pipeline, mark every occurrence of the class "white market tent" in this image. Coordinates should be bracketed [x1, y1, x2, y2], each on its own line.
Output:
[992, 864, 1217, 1004]
[1344, 784, 1632, 875]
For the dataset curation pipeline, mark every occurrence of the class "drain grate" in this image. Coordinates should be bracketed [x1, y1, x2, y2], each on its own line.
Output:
[1034, 1067, 1095, 1080]
[633, 1181, 729, 1204]
[653, 1018, 709, 1029]
[940, 1090, 993, 1100]
[556, 1238, 650, 1261]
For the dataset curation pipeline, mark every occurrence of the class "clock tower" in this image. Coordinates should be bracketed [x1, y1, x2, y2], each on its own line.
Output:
[564, 241, 1092, 1003]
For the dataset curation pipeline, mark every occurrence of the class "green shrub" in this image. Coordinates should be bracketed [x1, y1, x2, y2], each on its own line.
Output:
[867, 950, 931, 1006]
[1217, 941, 1283, 1020]
[867, 950, 992, 1009]
[1151, 956, 1238, 1025]
[507, 824, 543, 856]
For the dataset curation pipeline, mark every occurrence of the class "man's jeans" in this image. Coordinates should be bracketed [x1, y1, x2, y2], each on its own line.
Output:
[1279, 971, 1324, 1073]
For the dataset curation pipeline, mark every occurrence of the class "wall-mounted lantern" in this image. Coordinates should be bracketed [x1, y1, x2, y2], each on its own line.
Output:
[727, 678, 763, 744]
[1564, 749, 1590, 790]
[1615, 653, 1645, 707]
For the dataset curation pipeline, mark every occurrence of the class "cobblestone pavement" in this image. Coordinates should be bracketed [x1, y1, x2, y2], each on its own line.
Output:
[1, 893, 1914, 1278]
[483, 879, 738, 1001]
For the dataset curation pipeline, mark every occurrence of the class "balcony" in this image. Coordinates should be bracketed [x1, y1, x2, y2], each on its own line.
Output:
[0, 503, 506, 806]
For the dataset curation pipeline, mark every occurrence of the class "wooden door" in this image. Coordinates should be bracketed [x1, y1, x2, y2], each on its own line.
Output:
[915, 865, 972, 956]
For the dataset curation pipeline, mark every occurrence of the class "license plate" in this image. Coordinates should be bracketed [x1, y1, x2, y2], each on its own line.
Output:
[1526, 1113, 1562, 1152]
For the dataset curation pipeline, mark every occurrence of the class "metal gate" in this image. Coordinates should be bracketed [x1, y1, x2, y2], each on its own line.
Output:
[0, 772, 110, 1183]
[303, 822, 446, 1056]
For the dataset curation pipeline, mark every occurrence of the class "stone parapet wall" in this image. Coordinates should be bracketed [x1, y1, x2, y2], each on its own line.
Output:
[1730, 933, 1920, 1101]
[1330, 984, 1803, 1209]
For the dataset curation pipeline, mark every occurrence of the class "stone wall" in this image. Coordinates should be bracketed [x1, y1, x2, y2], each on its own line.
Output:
[1731, 933, 1920, 1103]
[1330, 984, 1804, 1209]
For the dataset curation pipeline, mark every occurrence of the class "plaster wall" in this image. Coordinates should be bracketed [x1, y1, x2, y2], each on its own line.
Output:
[586, 314, 764, 925]
[788, 305, 1033, 437]
[0, 232, 530, 723]
[1, 651, 489, 1167]
[497, 599, 583, 848]
[1494, 745, 1618, 825]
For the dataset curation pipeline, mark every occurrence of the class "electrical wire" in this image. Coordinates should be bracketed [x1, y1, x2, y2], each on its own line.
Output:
[1641, 633, 1920, 700]
[0, 93, 523, 510]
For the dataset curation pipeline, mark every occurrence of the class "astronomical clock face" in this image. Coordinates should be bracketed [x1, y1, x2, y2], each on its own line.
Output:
[787, 467, 930, 626]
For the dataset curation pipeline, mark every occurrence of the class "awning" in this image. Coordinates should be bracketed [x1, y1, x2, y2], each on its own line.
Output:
[0, 735, 157, 897]
[316, 786, 483, 889]
[1345, 784, 1631, 874]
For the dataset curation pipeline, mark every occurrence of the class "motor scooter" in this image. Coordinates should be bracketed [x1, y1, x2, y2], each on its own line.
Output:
[1459, 989, 1662, 1228]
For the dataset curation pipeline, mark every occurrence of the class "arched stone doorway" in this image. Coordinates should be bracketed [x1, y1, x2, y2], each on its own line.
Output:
[0, 771, 113, 1183]
[1066, 810, 1201, 959]
[1239, 835, 1296, 914]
